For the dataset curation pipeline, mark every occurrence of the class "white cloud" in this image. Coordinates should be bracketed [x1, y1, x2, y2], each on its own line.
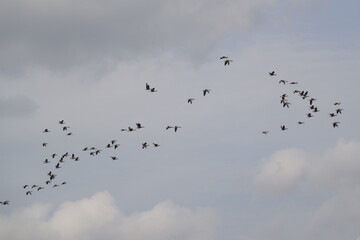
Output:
[253, 148, 310, 194]
[0, 192, 218, 240]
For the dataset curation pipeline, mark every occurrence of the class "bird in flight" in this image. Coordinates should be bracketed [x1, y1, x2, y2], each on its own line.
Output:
[42, 143, 48, 147]
[58, 120, 65, 124]
[142, 142, 149, 149]
[153, 143, 160, 147]
[0, 201, 9, 205]
[220, 56, 228, 60]
[224, 59, 233, 66]
[262, 131, 269, 135]
[43, 129, 50, 133]
[136, 123, 144, 129]
[333, 122, 340, 128]
[281, 125, 288, 131]
[269, 71, 276, 76]
[187, 98, 195, 104]
[110, 156, 118, 160]
[203, 89, 211, 96]
[279, 80, 287, 85]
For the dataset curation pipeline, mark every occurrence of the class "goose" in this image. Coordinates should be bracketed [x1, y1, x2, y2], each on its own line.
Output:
[307, 113, 314, 118]
[279, 80, 287, 85]
[83, 147, 89, 151]
[224, 59, 233, 65]
[309, 98, 316, 105]
[106, 143, 112, 148]
[58, 120, 65, 124]
[45, 180, 52, 185]
[329, 113, 337, 117]
[142, 142, 149, 149]
[166, 126, 173, 130]
[44, 159, 50, 164]
[136, 123, 144, 129]
[111, 140, 117, 145]
[110, 156, 118, 160]
[42, 143, 48, 147]
[336, 109, 343, 114]
[31, 185, 38, 189]
[298, 121, 305, 125]
[62, 126, 70, 131]
[262, 131, 269, 135]
[150, 87, 157, 92]
[313, 107, 320, 113]
[66, 132, 73, 136]
[61, 182, 67, 185]
[50, 174, 57, 180]
[43, 129, 50, 133]
[269, 71, 276, 76]
[37, 187, 44, 191]
[51, 153, 57, 158]
[203, 89, 211, 96]
[333, 122, 340, 127]
[114, 144, 120, 149]
[53, 184, 59, 188]
[95, 150, 102, 155]
[55, 163, 61, 169]
[220, 56, 228, 59]
[26, 191, 32, 195]
[174, 126, 181, 132]
[334, 102, 341, 105]
[187, 98, 195, 104]
[23, 185, 28, 189]
[146, 83, 150, 90]
[289, 82, 298, 85]
[0, 201, 9, 205]
[153, 143, 160, 147]
[281, 125, 288, 131]
[283, 102, 291, 108]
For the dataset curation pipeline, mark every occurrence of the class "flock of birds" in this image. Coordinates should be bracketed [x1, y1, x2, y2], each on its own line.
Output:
[1, 56, 344, 206]
[261, 70, 343, 135]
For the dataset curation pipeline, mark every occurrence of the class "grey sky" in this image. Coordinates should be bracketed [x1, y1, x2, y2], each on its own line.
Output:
[1, 0, 360, 240]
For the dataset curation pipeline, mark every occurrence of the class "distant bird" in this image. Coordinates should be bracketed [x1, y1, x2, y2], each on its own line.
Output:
[62, 126, 70, 131]
[106, 143, 112, 148]
[58, 120, 65, 124]
[44, 159, 50, 164]
[166, 126, 173, 130]
[153, 143, 160, 147]
[329, 113, 337, 117]
[269, 71, 276, 76]
[82, 147, 89, 151]
[42, 143, 48, 147]
[289, 82, 298, 85]
[307, 113, 314, 118]
[281, 125, 288, 131]
[51, 153, 57, 158]
[111, 140, 117, 145]
[293, 90, 300, 94]
[0, 201, 9, 205]
[187, 98, 195, 104]
[46, 180, 51, 185]
[26, 191, 32, 195]
[334, 102, 341, 105]
[150, 88, 157, 92]
[61, 182, 67, 185]
[174, 126, 181, 132]
[312, 107, 320, 113]
[336, 109, 343, 114]
[309, 98, 316, 105]
[23, 185, 28, 189]
[298, 121, 305, 125]
[333, 122, 340, 128]
[146, 83, 150, 90]
[95, 150, 101, 155]
[66, 132, 73, 136]
[262, 131, 269, 135]
[53, 184, 59, 188]
[283, 102, 291, 108]
[142, 142, 149, 149]
[203, 89, 211, 96]
[55, 163, 61, 169]
[279, 80, 287, 85]
[114, 144, 120, 149]
[224, 59, 233, 66]
[110, 156, 118, 160]
[136, 123, 144, 129]
[31, 185, 38, 189]
[220, 56, 228, 59]
[43, 129, 50, 133]
[37, 187, 44, 191]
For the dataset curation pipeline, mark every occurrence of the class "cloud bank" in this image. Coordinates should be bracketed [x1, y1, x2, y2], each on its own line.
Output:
[0, 192, 218, 240]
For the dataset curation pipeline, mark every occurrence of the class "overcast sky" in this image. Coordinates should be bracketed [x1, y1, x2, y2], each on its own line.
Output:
[1, 0, 360, 240]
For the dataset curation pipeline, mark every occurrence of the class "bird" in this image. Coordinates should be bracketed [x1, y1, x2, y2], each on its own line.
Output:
[307, 113, 314, 118]
[174, 126, 181, 132]
[42, 143, 48, 147]
[114, 144, 120, 149]
[298, 121, 305, 125]
[334, 102, 341, 105]
[309, 98, 316, 105]
[166, 126, 173, 130]
[142, 142, 149, 149]
[289, 82, 298, 85]
[150, 88, 157, 92]
[61, 182, 67, 185]
[58, 120, 65, 124]
[262, 131, 269, 135]
[269, 71, 276, 76]
[62, 126, 70, 131]
[136, 123, 144, 129]
[66, 132, 73, 136]
[44, 159, 50, 164]
[203, 89, 211, 96]
[220, 56, 228, 59]
[111, 140, 117, 145]
[31, 185, 38, 189]
[333, 122, 340, 127]
[313, 107, 320, 113]
[110, 156, 118, 160]
[106, 143, 112, 148]
[153, 143, 160, 147]
[0, 201, 9, 205]
[53, 184, 59, 188]
[55, 163, 61, 169]
[283, 102, 291, 108]
[45, 180, 52, 185]
[37, 187, 44, 191]
[279, 80, 287, 85]
[26, 191, 32, 195]
[224, 59, 233, 66]
[23, 185, 28, 189]
[281, 125, 288, 131]
[146, 83, 150, 90]
[336, 109, 343, 114]
[329, 113, 337, 117]
[82, 147, 89, 151]
[187, 98, 195, 104]
[51, 153, 57, 158]
[43, 129, 50, 133]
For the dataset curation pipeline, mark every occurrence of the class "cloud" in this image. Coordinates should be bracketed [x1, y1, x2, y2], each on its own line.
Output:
[0, 95, 39, 117]
[0, 0, 298, 76]
[253, 148, 310, 194]
[0, 192, 218, 240]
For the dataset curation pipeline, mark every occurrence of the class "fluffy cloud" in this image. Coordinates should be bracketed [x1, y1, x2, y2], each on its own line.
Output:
[0, 192, 218, 240]
[0, 0, 298, 75]
[253, 148, 310, 194]
[0, 95, 39, 117]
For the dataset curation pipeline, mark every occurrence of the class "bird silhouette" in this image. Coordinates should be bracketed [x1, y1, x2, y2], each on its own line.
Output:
[203, 89, 211, 96]
[269, 71, 276, 76]
[187, 98, 195, 104]
[333, 122, 340, 127]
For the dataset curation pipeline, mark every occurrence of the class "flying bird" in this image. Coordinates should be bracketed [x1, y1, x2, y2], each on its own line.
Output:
[336, 109, 343, 114]
[280, 125, 288, 131]
[187, 98, 195, 104]
[174, 126, 181, 132]
[142, 142, 149, 149]
[279, 80, 287, 85]
[136, 123, 144, 129]
[0, 201, 9, 205]
[262, 131, 269, 135]
[43, 129, 50, 133]
[58, 120, 65, 124]
[220, 56, 228, 59]
[110, 156, 118, 160]
[269, 71, 276, 76]
[153, 143, 160, 147]
[333, 122, 340, 128]
[224, 59, 233, 66]
[203, 89, 211, 96]
[146, 83, 150, 90]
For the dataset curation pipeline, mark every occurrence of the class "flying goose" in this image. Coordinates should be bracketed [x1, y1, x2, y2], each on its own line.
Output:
[142, 142, 149, 149]
[203, 89, 211, 96]
[262, 131, 269, 135]
[187, 98, 195, 104]
[43, 129, 50, 133]
[153, 143, 160, 147]
[281, 125, 288, 131]
[110, 156, 118, 160]
[333, 122, 340, 127]
[269, 71, 276, 76]
[224, 59, 233, 65]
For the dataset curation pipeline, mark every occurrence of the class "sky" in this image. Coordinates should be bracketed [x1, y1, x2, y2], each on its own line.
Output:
[1, 0, 360, 239]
